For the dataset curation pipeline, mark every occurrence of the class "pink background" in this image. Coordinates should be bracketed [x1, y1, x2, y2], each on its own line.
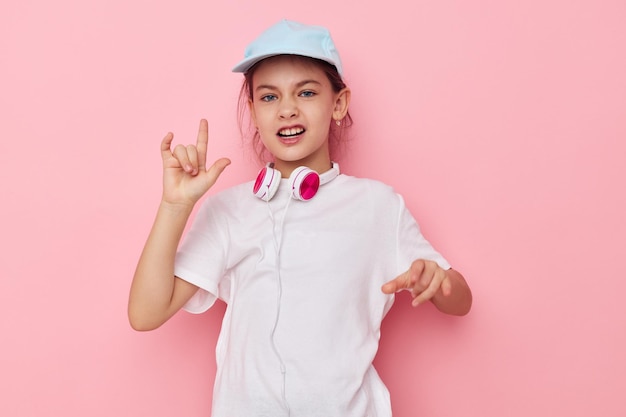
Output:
[2, 0, 625, 416]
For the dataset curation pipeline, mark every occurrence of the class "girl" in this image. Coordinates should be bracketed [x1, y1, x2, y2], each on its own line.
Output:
[129, 19, 472, 417]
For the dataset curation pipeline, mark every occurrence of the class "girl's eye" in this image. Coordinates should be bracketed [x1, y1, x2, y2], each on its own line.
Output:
[300, 90, 316, 98]
[260, 94, 277, 102]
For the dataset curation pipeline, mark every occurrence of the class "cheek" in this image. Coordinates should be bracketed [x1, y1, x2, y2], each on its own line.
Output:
[257, 125, 276, 147]
[253, 110, 273, 129]
[320, 100, 338, 119]
[305, 104, 332, 124]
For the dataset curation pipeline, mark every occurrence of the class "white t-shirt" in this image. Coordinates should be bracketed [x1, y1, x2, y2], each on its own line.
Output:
[174, 173, 450, 417]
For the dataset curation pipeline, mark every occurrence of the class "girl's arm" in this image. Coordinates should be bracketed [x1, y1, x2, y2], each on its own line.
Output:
[128, 120, 230, 331]
[128, 202, 200, 331]
[382, 260, 472, 316]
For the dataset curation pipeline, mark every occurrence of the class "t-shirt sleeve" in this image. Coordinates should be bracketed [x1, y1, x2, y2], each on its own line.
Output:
[174, 198, 228, 314]
[395, 194, 451, 274]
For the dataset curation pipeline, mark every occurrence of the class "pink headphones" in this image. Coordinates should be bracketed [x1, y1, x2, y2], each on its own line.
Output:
[253, 162, 340, 201]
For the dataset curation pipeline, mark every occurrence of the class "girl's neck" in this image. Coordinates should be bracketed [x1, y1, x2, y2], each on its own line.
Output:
[273, 157, 333, 178]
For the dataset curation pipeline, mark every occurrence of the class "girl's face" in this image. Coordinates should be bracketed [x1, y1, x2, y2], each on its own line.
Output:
[249, 55, 349, 176]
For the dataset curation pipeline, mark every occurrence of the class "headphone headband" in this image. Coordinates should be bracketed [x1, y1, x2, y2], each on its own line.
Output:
[319, 162, 340, 185]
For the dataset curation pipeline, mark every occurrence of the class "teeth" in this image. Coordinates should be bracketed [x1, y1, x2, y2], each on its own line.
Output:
[279, 127, 304, 137]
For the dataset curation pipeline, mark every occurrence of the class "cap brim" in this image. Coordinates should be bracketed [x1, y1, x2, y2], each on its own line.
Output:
[232, 51, 342, 75]
[231, 53, 280, 74]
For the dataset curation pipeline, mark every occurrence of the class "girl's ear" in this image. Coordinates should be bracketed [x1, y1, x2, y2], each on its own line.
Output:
[333, 87, 351, 121]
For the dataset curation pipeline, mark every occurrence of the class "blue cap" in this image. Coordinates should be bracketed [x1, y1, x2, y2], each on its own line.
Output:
[232, 19, 343, 76]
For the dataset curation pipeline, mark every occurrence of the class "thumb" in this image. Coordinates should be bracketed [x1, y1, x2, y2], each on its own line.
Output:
[203, 158, 231, 188]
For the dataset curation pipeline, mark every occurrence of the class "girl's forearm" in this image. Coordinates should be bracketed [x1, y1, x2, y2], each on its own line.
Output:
[128, 202, 194, 330]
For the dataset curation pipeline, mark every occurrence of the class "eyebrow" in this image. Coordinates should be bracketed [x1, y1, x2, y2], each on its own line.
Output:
[254, 79, 322, 93]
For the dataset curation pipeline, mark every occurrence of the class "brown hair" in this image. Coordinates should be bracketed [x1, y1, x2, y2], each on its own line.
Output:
[237, 55, 353, 163]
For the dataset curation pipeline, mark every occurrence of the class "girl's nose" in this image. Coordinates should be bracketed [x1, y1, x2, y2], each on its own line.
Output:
[278, 98, 298, 119]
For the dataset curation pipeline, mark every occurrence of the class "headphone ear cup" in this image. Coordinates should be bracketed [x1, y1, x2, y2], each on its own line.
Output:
[289, 166, 320, 201]
[253, 166, 281, 201]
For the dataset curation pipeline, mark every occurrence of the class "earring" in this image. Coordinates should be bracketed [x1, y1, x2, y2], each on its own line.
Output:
[335, 119, 342, 126]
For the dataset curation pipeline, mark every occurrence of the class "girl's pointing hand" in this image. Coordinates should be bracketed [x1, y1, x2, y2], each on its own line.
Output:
[381, 259, 452, 307]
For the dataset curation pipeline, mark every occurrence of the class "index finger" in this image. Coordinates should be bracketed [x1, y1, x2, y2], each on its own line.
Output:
[381, 272, 411, 294]
[196, 119, 208, 170]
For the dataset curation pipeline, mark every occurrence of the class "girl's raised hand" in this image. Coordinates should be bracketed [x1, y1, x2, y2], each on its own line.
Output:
[160, 119, 231, 207]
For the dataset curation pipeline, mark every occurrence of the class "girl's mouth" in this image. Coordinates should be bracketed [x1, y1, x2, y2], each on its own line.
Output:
[278, 127, 305, 138]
